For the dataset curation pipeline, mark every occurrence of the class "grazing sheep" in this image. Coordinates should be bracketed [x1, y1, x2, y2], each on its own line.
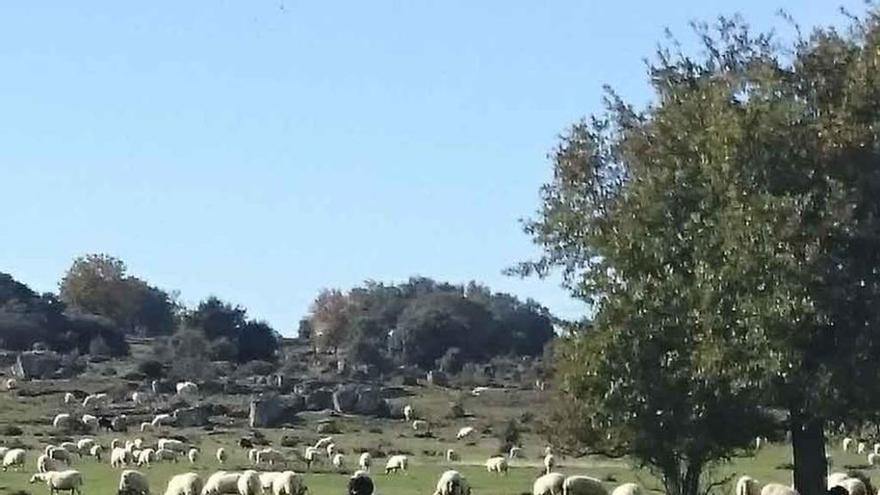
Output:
[755, 437, 763, 450]
[314, 437, 334, 449]
[256, 448, 285, 467]
[132, 392, 149, 405]
[152, 414, 174, 428]
[544, 446, 553, 456]
[203, 472, 242, 495]
[141, 422, 154, 432]
[54, 413, 74, 430]
[137, 449, 156, 467]
[486, 456, 508, 474]
[164, 473, 203, 495]
[248, 449, 258, 465]
[432, 470, 470, 495]
[271, 471, 306, 495]
[37, 453, 64, 473]
[2, 448, 25, 471]
[258, 472, 282, 493]
[304, 447, 319, 470]
[151, 380, 160, 395]
[858, 442, 867, 455]
[533, 473, 566, 495]
[76, 439, 96, 454]
[119, 469, 150, 495]
[111, 415, 129, 432]
[237, 470, 261, 495]
[176, 382, 199, 397]
[760, 484, 798, 495]
[412, 420, 429, 432]
[828, 473, 851, 489]
[82, 415, 98, 429]
[403, 405, 413, 421]
[64, 392, 76, 405]
[843, 438, 855, 452]
[446, 449, 459, 462]
[49, 447, 73, 465]
[562, 476, 607, 495]
[348, 471, 374, 495]
[870, 453, 880, 466]
[215, 448, 227, 464]
[358, 452, 371, 472]
[326, 443, 337, 457]
[89, 445, 103, 461]
[736, 476, 759, 495]
[385, 454, 408, 474]
[188, 448, 199, 464]
[332, 453, 345, 469]
[111, 439, 123, 450]
[158, 439, 187, 453]
[874, 444, 880, 455]
[6, 378, 17, 390]
[455, 426, 474, 440]
[544, 454, 556, 474]
[509, 446, 522, 459]
[111, 447, 132, 468]
[840, 479, 867, 495]
[156, 449, 179, 463]
[60, 442, 79, 455]
[611, 483, 643, 495]
[82, 393, 109, 409]
[30, 469, 83, 495]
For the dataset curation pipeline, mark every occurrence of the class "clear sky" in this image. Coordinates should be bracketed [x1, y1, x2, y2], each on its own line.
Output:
[0, 1, 865, 334]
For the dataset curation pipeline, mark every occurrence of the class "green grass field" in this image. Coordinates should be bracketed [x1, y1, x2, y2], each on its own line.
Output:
[0, 380, 877, 495]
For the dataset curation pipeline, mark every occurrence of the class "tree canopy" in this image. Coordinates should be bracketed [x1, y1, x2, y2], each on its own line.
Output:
[519, 10, 880, 495]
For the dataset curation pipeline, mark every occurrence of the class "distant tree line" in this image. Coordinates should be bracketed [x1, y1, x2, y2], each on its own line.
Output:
[0, 254, 280, 363]
[304, 277, 556, 370]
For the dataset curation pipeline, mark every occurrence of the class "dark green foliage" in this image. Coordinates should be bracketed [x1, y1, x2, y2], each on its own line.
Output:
[137, 359, 165, 379]
[184, 297, 279, 362]
[497, 418, 521, 454]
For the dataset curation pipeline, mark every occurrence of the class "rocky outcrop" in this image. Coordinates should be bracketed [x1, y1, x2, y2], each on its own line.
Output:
[11, 351, 61, 379]
[174, 405, 212, 427]
[332, 385, 388, 416]
[305, 389, 333, 411]
[249, 394, 306, 428]
[426, 370, 448, 387]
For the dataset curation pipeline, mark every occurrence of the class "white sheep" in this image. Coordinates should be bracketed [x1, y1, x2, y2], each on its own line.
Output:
[544, 446, 553, 456]
[332, 453, 344, 469]
[140, 422, 153, 432]
[870, 453, 880, 466]
[534, 473, 565, 495]
[132, 392, 149, 405]
[48, 446, 73, 464]
[82, 393, 109, 409]
[358, 452, 371, 472]
[858, 442, 867, 455]
[156, 449, 179, 463]
[158, 439, 187, 452]
[611, 483, 643, 495]
[30, 469, 83, 495]
[215, 448, 227, 464]
[271, 471, 306, 495]
[111, 447, 132, 468]
[456, 426, 475, 440]
[188, 448, 199, 464]
[326, 443, 336, 457]
[137, 449, 156, 467]
[403, 405, 413, 421]
[755, 437, 763, 450]
[53, 413, 74, 430]
[2, 448, 25, 471]
[89, 445, 103, 461]
[828, 473, 850, 489]
[37, 453, 64, 473]
[202, 471, 241, 495]
[64, 392, 76, 405]
[840, 479, 867, 495]
[111, 439, 123, 450]
[562, 476, 607, 495]
[412, 420, 429, 432]
[119, 469, 150, 495]
[486, 456, 508, 474]
[874, 443, 880, 455]
[76, 439, 96, 455]
[258, 472, 282, 493]
[152, 414, 174, 428]
[164, 473, 203, 495]
[60, 442, 79, 455]
[761, 484, 798, 495]
[509, 446, 522, 459]
[248, 448, 258, 465]
[736, 476, 759, 495]
[304, 447, 319, 470]
[385, 454, 408, 474]
[314, 437, 334, 449]
[237, 470, 261, 495]
[82, 415, 98, 429]
[544, 453, 556, 474]
[176, 382, 199, 396]
[843, 437, 855, 452]
[6, 378, 17, 390]
[433, 470, 470, 495]
[446, 449, 459, 462]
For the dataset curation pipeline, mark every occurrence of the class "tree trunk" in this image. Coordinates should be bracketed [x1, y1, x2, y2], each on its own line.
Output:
[791, 412, 826, 495]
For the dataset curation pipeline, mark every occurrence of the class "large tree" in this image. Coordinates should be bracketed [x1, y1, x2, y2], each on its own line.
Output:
[59, 254, 176, 336]
[519, 12, 880, 495]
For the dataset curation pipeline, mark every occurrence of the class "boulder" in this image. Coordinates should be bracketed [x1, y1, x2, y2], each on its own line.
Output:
[354, 388, 387, 416]
[305, 389, 333, 411]
[332, 385, 359, 413]
[174, 405, 211, 427]
[316, 420, 340, 434]
[426, 370, 448, 387]
[12, 351, 61, 379]
[248, 394, 305, 428]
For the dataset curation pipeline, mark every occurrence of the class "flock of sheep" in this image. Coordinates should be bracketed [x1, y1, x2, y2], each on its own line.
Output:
[0, 381, 657, 495]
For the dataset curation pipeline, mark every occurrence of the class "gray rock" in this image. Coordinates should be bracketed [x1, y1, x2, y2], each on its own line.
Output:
[249, 394, 305, 428]
[353, 387, 387, 416]
[332, 385, 359, 413]
[426, 370, 448, 387]
[12, 351, 61, 379]
[305, 389, 333, 411]
[175, 405, 211, 427]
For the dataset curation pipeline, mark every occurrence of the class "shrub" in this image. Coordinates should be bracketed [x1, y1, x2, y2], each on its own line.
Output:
[448, 400, 465, 419]
[497, 419, 521, 454]
[137, 359, 164, 379]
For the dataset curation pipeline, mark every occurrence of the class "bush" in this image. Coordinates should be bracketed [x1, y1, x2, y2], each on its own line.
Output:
[437, 347, 464, 374]
[137, 359, 164, 379]
[448, 400, 465, 419]
[497, 419, 521, 454]
[0, 425, 23, 436]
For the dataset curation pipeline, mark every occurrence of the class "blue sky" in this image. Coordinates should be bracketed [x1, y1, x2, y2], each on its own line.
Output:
[0, 1, 865, 334]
